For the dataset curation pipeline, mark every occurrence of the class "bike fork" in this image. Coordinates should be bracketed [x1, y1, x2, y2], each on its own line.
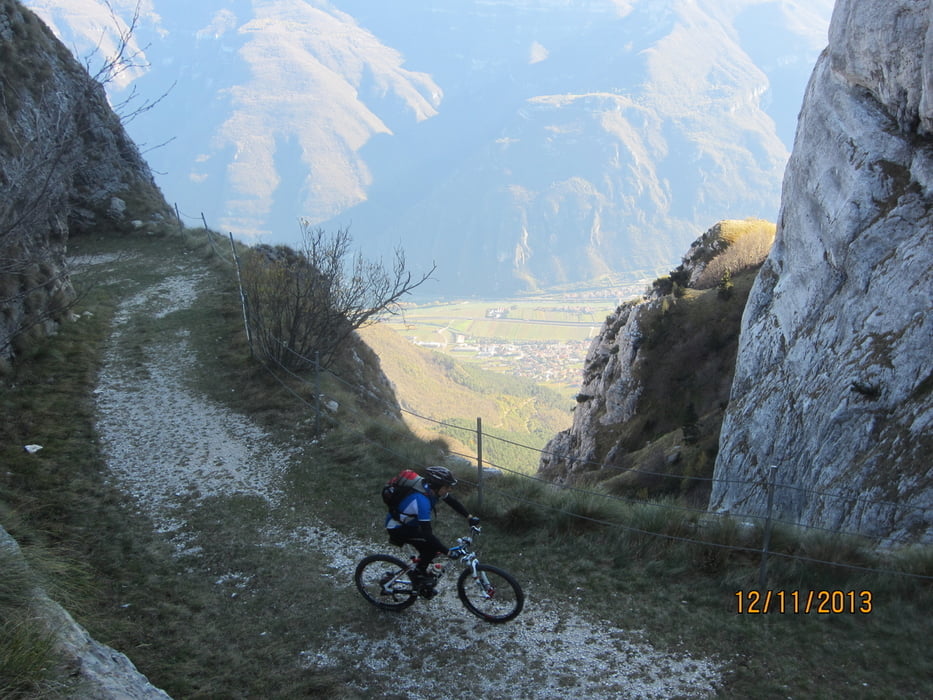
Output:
[468, 562, 495, 599]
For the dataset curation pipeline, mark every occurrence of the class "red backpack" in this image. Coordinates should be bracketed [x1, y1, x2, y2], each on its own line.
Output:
[382, 469, 425, 519]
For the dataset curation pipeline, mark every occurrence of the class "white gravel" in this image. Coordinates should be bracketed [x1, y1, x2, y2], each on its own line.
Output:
[90, 261, 722, 699]
[93, 269, 291, 551]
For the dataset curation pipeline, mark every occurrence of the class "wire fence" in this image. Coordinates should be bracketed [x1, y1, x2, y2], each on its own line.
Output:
[185, 213, 933, 584]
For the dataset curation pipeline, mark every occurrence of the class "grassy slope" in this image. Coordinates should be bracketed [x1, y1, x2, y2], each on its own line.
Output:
[0, 231, 930, 699]
[359, 322, 572, 472]
[588, 274, 756, 504]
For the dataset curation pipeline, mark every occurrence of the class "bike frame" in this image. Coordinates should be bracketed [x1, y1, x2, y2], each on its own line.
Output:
[355, 524, 524, 622]
[390, 526, 483, 593]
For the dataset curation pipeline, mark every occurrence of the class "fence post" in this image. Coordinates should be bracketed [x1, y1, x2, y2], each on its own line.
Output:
[174, 203, 182, 231]
[228, 233, 253, 357]
[758, 464, 778, 589]
[476, 417, 484, 507]
[314, 351, 322, 439]
[202, 213, 218, 256]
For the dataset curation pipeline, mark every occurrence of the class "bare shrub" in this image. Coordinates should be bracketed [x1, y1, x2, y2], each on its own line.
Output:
[241, 222, 434, 371]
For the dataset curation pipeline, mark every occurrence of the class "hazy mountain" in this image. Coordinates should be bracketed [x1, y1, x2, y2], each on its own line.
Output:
[26, 0, 834, 296]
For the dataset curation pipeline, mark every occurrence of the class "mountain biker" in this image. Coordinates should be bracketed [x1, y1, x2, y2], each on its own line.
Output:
[385, 466, 480, 593]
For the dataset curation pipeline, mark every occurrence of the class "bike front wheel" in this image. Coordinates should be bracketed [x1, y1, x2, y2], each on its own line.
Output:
[457, 564, 524, 623]
[354, 554, 417, 611]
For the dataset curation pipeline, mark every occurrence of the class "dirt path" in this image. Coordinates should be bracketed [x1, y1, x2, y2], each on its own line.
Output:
[88, 256, 722, 699]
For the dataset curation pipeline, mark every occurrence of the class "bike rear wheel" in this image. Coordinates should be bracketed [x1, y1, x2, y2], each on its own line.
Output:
[457, 564, 524, 623]
[354, 554, 417, 611]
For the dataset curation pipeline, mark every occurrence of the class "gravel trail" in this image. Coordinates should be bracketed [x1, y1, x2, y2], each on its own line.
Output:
[89, 258, 722, 699]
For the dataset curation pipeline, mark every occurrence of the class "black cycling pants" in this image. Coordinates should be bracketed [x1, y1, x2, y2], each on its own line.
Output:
[388, 527, 446, 571]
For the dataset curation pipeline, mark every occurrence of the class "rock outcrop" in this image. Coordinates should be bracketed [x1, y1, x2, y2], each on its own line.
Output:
[709, 0, 933, 544]
[0, 1, 169, 362]
[1, 526, 171, 699]
[1, 3, 175, 695]
[539, 220, 773, 499]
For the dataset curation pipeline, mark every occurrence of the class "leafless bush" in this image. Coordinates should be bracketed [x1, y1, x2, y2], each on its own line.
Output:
[241, 222, 435, 371]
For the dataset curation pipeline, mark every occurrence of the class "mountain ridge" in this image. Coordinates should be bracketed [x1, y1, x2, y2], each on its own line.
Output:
[25, 0, 833, 296]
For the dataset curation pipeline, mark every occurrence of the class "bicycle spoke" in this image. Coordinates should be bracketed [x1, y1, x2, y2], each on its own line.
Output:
[457, 564, 524, 623]
[354, 555, 418, 611]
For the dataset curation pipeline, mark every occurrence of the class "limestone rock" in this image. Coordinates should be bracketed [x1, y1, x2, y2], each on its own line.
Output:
[538, 220, 766, 489]
[0, 3, 169, 361]
[709, 0, 933, 544]
[0, 527, 172, 699]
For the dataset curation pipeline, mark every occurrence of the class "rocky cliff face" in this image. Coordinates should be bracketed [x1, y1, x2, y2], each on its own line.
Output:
[1, 4, 175, 695]
[0, 0, 169, 362]
[709, 0, 933, 544]
[538, 219, 773, 499]
[1, 525, 171, 698]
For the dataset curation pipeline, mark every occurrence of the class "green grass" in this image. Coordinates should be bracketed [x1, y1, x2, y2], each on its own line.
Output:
[471, 473, 933, 698]
[0, 617, 59, 699]
[0, 544, 61, 699]
[0, 229, 930, 699]
[359, 322, 572, 468]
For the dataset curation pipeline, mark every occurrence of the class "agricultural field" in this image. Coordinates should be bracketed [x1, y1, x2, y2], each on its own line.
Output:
[381, 289, 641, 396]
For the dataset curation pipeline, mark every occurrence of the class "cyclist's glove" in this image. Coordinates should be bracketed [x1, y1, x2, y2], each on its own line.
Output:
[447, 546, 465, 559]
[468, 516, 481, 527]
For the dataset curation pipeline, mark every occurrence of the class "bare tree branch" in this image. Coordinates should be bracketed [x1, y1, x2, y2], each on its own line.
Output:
[241, 223, 435, 371]
[81, 1, 174, 126]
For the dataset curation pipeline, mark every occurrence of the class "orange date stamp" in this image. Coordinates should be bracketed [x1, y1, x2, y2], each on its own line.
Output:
[735, 590, 873, 614]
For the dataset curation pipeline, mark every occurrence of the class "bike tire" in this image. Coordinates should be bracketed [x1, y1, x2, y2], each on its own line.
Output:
[457, 564, 524, 623]
[354, 554, 418, 611]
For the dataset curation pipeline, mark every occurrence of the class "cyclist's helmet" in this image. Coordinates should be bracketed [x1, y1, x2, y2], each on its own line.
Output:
[424, 465, 458, 489]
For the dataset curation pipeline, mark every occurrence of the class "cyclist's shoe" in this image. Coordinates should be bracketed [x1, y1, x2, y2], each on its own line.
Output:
[408, 568, 428, 584]
[409, 569, 437, 598]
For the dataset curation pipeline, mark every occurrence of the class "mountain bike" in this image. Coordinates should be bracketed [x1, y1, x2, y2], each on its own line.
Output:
[353, 526, 524, 623]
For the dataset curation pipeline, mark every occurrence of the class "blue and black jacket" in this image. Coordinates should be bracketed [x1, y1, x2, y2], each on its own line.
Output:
[385, 482, 469, 551]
